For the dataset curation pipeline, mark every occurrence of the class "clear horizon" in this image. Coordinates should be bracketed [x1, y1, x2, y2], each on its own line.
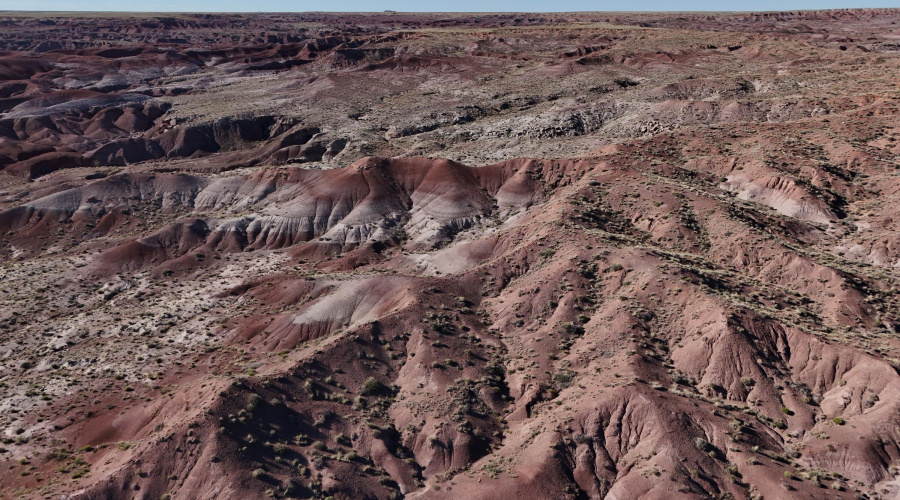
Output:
[0, 0, 896, 13]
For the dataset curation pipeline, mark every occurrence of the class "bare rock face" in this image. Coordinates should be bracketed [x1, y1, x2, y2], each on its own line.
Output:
[1, 9, 900, 500]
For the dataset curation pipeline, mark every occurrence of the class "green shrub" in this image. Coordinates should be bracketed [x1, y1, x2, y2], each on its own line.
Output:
[362, 377, 383, 395]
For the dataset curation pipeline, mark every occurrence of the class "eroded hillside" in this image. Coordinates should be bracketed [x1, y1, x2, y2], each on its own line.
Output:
[0, 9, 899, 500]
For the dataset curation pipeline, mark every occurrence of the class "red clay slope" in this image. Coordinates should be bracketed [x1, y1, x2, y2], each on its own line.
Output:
[0, 9, 900, 500]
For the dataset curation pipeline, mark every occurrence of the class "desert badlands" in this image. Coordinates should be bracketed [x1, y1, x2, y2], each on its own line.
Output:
[0, 9, 899, 499]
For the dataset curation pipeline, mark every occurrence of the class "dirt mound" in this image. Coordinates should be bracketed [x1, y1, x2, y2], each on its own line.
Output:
[2, 150, 83, 178]
[0, 58, 53, 80]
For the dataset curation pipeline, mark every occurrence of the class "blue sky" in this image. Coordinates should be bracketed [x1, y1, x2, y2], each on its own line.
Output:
[0, 0, 895, 12]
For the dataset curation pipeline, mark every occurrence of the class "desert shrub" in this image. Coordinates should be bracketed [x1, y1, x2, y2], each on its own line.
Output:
[246, 393, 263, 412]
[362, 377, 384, 395]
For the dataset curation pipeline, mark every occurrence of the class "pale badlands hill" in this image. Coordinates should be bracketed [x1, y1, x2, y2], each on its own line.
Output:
[0, 9, 900, 500]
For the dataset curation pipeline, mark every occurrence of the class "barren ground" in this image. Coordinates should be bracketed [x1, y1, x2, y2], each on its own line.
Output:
[0, 9, 900, 500]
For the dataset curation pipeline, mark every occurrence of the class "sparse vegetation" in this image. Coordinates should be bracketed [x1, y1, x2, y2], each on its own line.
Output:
[0, 10, 897, 500]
